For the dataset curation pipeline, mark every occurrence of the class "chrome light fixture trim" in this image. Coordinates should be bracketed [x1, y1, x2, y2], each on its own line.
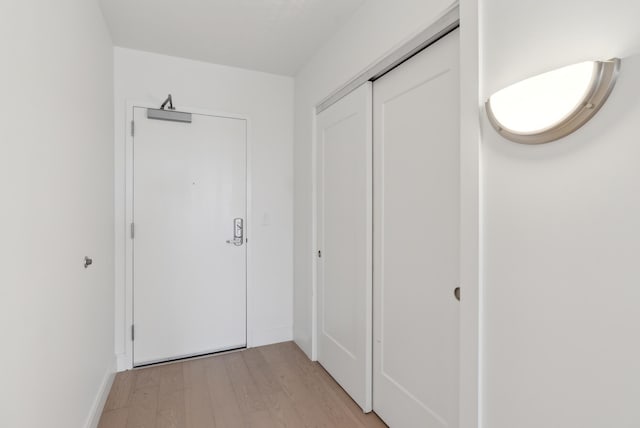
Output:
[485, 58, 620, 145]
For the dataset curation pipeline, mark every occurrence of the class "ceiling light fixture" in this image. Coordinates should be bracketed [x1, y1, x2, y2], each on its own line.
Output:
[485, 59, 620, 144]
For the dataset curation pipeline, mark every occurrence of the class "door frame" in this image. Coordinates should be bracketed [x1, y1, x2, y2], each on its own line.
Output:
[122, 101, 253, 370]
[310, 2, 481, 427]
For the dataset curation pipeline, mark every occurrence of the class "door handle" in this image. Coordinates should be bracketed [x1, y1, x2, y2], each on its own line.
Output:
[454, 287, 461, 301]
[226, 237, 243, 245]
[226, 218, 244, 246]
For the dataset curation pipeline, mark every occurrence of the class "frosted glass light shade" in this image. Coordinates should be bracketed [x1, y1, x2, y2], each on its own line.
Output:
[486, 59, 620, 144]
[490, 62, 593, 133]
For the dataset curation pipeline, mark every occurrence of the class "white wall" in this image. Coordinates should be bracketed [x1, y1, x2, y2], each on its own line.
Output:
[481, 1, 640, 427]
[0, 1, 115, 427]
[482, 0, 640, 97]
[114, 48, 294, 368]
[293, 0, 458, 359]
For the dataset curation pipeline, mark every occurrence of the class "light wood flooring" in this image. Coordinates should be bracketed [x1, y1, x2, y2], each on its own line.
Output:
[99, 341, 386, 427]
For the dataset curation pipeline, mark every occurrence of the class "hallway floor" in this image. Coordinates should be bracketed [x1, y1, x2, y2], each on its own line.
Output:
[99, 341, 386, 427]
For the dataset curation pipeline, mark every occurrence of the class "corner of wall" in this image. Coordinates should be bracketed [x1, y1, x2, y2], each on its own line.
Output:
[253, 325, 294, 348]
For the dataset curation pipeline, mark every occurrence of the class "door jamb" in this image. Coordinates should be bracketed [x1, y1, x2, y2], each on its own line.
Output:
[122, 101, 253, 370]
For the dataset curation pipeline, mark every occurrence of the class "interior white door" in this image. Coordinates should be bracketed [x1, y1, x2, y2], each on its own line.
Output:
[132, 108, 247, 366]
[316, 83, 373, 412]
[373, 30, 460, 427]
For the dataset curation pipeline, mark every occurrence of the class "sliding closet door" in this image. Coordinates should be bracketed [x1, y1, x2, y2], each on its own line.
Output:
[316, 83, 373, 412]
[373, 30, 460, 427]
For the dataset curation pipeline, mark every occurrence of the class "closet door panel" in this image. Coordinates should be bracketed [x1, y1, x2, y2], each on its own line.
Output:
[316, 83, 373, 412]
[373, 29, 460, 428]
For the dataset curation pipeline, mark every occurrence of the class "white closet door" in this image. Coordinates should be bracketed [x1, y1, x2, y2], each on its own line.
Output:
[133, 108, 247, 366]
[373, 30, 460, 427]
[316, 83, 373, 412]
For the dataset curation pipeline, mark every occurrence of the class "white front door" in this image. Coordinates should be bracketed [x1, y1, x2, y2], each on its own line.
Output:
[132, 108, 247, 366]
[373, 30, 460, 427]
[316, 83, 373, 412]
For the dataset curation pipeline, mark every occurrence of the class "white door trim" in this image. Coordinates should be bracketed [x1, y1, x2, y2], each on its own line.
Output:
[120, 101, 253, 370]
[315, 2, 459, 114]
[458, 1, 481, 426]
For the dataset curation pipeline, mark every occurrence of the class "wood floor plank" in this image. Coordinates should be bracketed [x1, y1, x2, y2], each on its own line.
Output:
[242, 348, 282, 396]
[243, 348, 306, 428]
[204, 352, 246, 427]
[104, 372, 136, 411]
[99, 408, 129, 428]
[224, 352, 280, 427]
[157, 389, 186, 428]
[245, 409, 278, 428]
[276, 342, 365, 428]
[134, 366, 163, 391]
[260, 345, 337, 427]
[224, 352, 268, 413]
[183, 359, 216, 428]
[314, 365, 387, 428]
[126, 386, 159, 428]
[285, 343, 387, 427]
[99, 342, 386, 428]
[158, 363, 184, 396]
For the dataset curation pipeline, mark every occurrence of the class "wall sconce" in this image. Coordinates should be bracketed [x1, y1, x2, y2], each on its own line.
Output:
[485, 59, 620, 144]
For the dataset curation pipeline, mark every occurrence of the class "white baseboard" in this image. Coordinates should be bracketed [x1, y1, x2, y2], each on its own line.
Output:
[84, 360, 116, 428]
[250, 325, 293, 347]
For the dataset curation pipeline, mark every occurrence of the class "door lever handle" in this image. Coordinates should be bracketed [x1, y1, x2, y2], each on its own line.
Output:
[226, 237, 243, 246]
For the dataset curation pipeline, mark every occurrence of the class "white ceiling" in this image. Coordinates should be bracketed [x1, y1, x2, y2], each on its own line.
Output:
[99, 0, 366, 76]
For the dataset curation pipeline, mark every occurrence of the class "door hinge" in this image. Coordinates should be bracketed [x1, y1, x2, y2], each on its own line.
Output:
[131, 120, 135, 137]
[131, 325, 135, 341]
[130, 222, 135, 239]
[317, 250, 322, 258]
